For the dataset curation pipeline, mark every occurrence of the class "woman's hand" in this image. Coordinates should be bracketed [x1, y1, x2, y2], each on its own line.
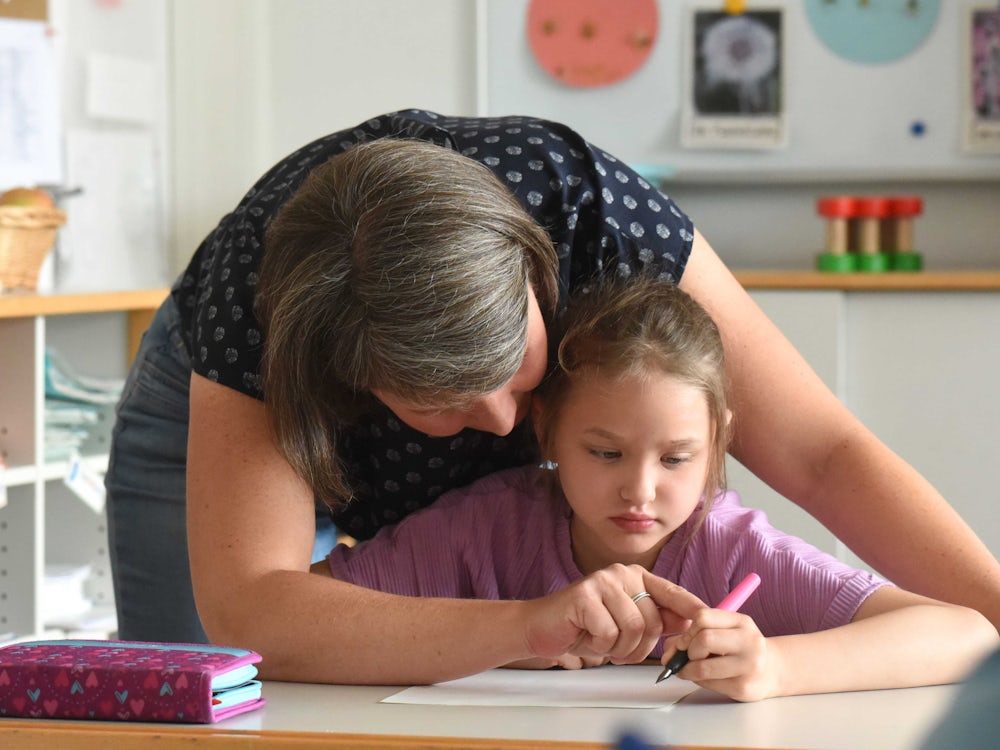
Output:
[503, 655, 609, 670]
[521, 564, 704, 666]
[661, 608, 778, 702]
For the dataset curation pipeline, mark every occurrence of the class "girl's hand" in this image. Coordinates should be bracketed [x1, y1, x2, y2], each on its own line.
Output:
[521, 564, 704, 666]
[661, 608, 779, 702]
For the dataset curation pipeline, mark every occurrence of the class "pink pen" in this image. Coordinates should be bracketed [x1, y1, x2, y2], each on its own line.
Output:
[655, 572, 762, 683]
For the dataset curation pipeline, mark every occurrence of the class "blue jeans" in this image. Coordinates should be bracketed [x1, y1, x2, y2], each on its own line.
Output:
[105, 294, 337, 642]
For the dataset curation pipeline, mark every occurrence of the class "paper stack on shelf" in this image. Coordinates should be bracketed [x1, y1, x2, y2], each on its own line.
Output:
[41, 563, 93, 624]
[61, 605, 119, 640]
[40, 564, 118, 638]
[44, 348, 123, 462]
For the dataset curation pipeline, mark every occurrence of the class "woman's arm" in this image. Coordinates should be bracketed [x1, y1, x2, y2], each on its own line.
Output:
[187, 375, 702, 683]
[671, 587, 999, 701]
[679, 231, 1000, 629]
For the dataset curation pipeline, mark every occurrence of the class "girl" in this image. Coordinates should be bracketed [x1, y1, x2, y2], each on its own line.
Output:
[313, 276, 998, 701]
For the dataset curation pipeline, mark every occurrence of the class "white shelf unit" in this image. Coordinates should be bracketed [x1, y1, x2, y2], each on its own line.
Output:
[0, 290, 166, 641]
[728, 279, 1000, 572]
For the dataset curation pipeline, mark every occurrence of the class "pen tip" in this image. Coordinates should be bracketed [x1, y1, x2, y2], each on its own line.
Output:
[655, 669, 672, 684]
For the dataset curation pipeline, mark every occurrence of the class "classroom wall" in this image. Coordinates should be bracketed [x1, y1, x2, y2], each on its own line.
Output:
[168, 0, 477, 272]
[168, 1, 999, 277]
[33, 0, 172, 292]
[163, 1, 999, 566]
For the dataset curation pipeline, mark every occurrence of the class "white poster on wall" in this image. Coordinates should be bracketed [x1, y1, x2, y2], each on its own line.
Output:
[0, 18, 62, 190]
[57, 128, 166, 292]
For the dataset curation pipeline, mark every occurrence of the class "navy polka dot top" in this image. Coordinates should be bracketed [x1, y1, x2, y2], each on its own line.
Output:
[170, 109, 695, 539]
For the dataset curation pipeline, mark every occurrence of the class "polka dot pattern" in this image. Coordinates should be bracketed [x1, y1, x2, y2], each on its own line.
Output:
[169, 110, 694, 540]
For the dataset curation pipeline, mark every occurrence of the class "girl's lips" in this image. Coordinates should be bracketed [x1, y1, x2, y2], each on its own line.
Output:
[611, 515, 657, 533]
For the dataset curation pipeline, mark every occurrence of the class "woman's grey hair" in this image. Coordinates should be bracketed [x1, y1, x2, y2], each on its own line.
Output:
[257, 138, 559, 505]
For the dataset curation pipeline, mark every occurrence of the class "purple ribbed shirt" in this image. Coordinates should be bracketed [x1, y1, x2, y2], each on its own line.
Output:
[326, 466, 888, 657]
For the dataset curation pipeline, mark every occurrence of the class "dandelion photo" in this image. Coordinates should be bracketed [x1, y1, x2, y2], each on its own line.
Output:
[692, 10, 782, 116]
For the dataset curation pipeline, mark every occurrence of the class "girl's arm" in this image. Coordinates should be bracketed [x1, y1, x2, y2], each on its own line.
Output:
[679, 230, 1000, 629]
[188, 375, 702, 684]
[669, 586, 999, 702]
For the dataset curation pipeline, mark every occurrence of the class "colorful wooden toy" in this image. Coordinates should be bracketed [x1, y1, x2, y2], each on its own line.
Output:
[815, 194, 924, 273]
[816, 195, 858, 272]
[854, 196, 892, 272]
[886, 195, 924, 271]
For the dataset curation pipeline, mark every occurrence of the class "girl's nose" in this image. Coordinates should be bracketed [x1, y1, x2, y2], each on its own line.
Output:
[620, 462, 657, 506]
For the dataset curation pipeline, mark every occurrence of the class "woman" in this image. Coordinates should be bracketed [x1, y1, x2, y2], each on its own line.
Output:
[106, 110, 1000, 683]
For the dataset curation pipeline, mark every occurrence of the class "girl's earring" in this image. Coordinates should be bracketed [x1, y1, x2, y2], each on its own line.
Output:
[538, 459, 559, 471]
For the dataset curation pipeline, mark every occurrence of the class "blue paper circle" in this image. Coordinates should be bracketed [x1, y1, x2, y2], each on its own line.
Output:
[804, 0, 940, 65]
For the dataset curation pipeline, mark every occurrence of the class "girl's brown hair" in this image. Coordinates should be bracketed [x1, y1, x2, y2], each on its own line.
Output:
[534, 276, 731, 520]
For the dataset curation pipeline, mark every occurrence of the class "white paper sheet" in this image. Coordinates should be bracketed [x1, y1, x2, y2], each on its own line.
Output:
[85, 52, 156, 125]
[382, 664, 697, 710]
[58, 128, 166, 291]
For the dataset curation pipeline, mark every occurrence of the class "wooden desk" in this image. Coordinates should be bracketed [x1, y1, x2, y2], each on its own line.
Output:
[2, 677, 957, 749]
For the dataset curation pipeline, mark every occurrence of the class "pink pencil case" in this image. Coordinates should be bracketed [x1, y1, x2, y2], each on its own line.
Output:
[0, 639, 264, 723]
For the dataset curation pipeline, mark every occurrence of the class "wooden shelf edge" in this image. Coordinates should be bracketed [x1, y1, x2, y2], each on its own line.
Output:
[0, 288, 169, 319]
[3, 275, 998, 317]
[734, 270, 1000, 291]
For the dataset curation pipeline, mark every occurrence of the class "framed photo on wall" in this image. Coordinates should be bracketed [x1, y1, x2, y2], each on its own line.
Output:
[681, 5, 786, 150]
[965, 6, 1000, 153]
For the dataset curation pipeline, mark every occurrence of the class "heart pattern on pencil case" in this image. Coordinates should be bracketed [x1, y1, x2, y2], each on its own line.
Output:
[0, 642, 236, 722]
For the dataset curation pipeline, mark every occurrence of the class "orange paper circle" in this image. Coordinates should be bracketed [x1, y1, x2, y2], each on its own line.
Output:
[527, 0, 659, 88]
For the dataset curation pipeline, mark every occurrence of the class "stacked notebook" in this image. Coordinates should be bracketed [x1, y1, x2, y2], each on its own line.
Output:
[0, 639, 264, 723]
[43, 349, 123, 462]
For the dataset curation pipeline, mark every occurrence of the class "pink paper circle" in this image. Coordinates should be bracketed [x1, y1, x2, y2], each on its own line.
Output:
[527, 0, 659, 88]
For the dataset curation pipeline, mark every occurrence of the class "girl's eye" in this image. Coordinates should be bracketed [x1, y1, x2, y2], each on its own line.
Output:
[662, 456, 690, 467]
[589, 449, 620, 460]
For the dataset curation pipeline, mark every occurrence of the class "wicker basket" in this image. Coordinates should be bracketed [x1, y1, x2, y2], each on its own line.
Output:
[0, 205, 67, 291]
